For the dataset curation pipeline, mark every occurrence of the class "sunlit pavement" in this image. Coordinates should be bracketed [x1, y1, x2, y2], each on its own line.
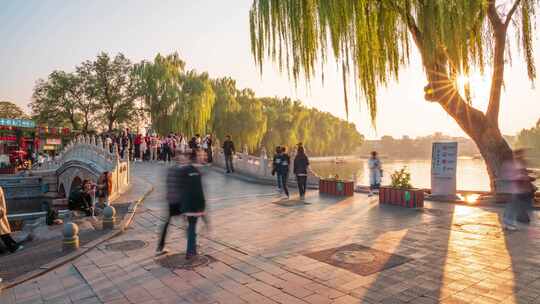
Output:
[2, 162, 540, 304]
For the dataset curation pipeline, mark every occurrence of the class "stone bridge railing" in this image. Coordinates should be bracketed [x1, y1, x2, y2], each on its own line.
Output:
[37, 135, 116, 171]
[213, 144, 320, 189]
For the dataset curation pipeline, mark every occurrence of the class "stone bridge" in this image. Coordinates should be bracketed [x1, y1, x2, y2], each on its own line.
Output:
[36, 135, 130, 201]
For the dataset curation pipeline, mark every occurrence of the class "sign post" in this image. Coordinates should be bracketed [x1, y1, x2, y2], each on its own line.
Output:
[431, 142, 458, 198]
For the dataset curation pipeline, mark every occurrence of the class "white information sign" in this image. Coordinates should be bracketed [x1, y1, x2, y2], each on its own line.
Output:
[431, 142, 458, 197]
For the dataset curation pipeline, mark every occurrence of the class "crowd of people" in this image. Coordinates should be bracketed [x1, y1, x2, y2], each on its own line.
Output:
[99, 129, 214, 164]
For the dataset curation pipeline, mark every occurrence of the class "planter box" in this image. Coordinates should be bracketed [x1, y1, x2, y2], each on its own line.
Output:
[379, 187, 424, 208]
[319, 179, 354, 196]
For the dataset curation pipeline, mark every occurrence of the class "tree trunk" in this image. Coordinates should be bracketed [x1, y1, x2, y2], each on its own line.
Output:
[466, 119, 513, 192]
[70, 115, 79, 131]
[421, 60, 513, 193]
[108, 119, 114, 132]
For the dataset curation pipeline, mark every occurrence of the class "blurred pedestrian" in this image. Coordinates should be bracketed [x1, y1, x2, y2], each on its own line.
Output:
[278, 146, 291, 199]
[1, 186, 23, 253]
[501, 149, 537, 230]
[223, 135, 235, 173]
[368, 151, 382, 197]
[163, 134, 174, 162]
[150, 134, 159, 161]
[294, 145, 310, 200]
[157, 164, 208, 259]
[134, 133, 142, 162]
[203, 134, 213, 163]
[272, 146, 282, 192]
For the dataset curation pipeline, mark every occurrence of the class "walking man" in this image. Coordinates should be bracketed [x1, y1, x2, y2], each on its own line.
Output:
[272, 146, 282, 192]
[294, 145, 310, 200]
[223, 135, 235, 173]
[157, 164, 208, 259]
[278, 146, 291, 199]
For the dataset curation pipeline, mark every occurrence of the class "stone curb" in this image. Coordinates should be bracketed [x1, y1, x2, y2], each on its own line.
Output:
[0, 177, 154, 291]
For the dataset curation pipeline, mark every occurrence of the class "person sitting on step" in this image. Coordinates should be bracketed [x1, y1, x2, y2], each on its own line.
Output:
[68, 180, 95, 217]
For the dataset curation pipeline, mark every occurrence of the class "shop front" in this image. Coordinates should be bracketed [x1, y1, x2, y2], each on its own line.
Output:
[0, 119, 36, 173]
[37, 127, 73, 157]
[0, 118, 76, 173]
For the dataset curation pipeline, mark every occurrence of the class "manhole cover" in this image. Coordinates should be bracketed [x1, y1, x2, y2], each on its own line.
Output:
[305, 243, 411, 276]
[156, 253, 214, 269]
[331, 250, 375, 264]
[105, 240, 148, 252]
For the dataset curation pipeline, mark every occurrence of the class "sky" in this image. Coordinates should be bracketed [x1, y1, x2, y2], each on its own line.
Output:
[0, 0, 539, 140]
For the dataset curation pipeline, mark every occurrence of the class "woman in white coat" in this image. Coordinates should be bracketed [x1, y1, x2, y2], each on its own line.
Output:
[368, 151, 382, 196]
[0, 186, 22, 253]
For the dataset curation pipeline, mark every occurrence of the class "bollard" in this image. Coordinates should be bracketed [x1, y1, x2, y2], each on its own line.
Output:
[63, 222, 80, 251]
[102, 205, 116, 229]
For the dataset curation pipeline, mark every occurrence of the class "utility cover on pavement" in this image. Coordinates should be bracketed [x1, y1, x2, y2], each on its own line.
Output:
[305, 244, 411, 276]
[156, 253, 215, 269]
[105, 240, 148, 252]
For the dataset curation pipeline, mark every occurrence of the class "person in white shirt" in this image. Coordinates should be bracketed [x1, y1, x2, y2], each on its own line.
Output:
[368, 151, 382, 196]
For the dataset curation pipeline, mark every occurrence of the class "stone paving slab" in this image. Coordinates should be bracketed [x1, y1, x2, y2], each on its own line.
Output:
[2, 163, 540, 303]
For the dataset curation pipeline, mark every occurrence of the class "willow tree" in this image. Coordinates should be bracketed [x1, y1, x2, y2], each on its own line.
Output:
[250, 0, 538, 192]
[134, 53, 186, 134]
[174, 70, 215, 136]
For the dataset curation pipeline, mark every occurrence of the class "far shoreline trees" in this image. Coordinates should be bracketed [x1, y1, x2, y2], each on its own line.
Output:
[30, 52, 364, 156]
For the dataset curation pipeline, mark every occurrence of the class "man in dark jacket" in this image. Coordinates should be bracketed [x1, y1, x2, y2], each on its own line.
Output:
[157, 164, 207, 258]
[293, 145, 310, 200]
[271, 146, 282, 192]
[222, 135, 235, 173]
[278, 146, 291, 199]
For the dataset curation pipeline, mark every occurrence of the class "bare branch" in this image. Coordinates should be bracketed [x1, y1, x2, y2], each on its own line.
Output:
[504, 0, 521, 27]
[487, 0, 504, 29]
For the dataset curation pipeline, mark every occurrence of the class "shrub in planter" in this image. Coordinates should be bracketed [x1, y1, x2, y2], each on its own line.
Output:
[379, 166, 424, 208]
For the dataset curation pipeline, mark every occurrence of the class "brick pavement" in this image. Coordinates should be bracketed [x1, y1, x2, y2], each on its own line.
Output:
[2, 162, 540, 303]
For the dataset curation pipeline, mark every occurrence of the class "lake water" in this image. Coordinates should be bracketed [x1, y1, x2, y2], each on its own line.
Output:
[310, 158, 540, 192]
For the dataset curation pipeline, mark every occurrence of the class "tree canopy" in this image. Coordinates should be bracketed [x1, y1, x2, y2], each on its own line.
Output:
[31, 52, 138, 132]
[0, 101, 28, 119]
[31, 51, 364, 156]
[250, 0, 537, 121]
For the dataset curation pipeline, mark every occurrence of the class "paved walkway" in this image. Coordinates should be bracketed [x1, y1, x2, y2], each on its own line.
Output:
[1, 162, 540, 303]
[0, 175, 152, 283]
